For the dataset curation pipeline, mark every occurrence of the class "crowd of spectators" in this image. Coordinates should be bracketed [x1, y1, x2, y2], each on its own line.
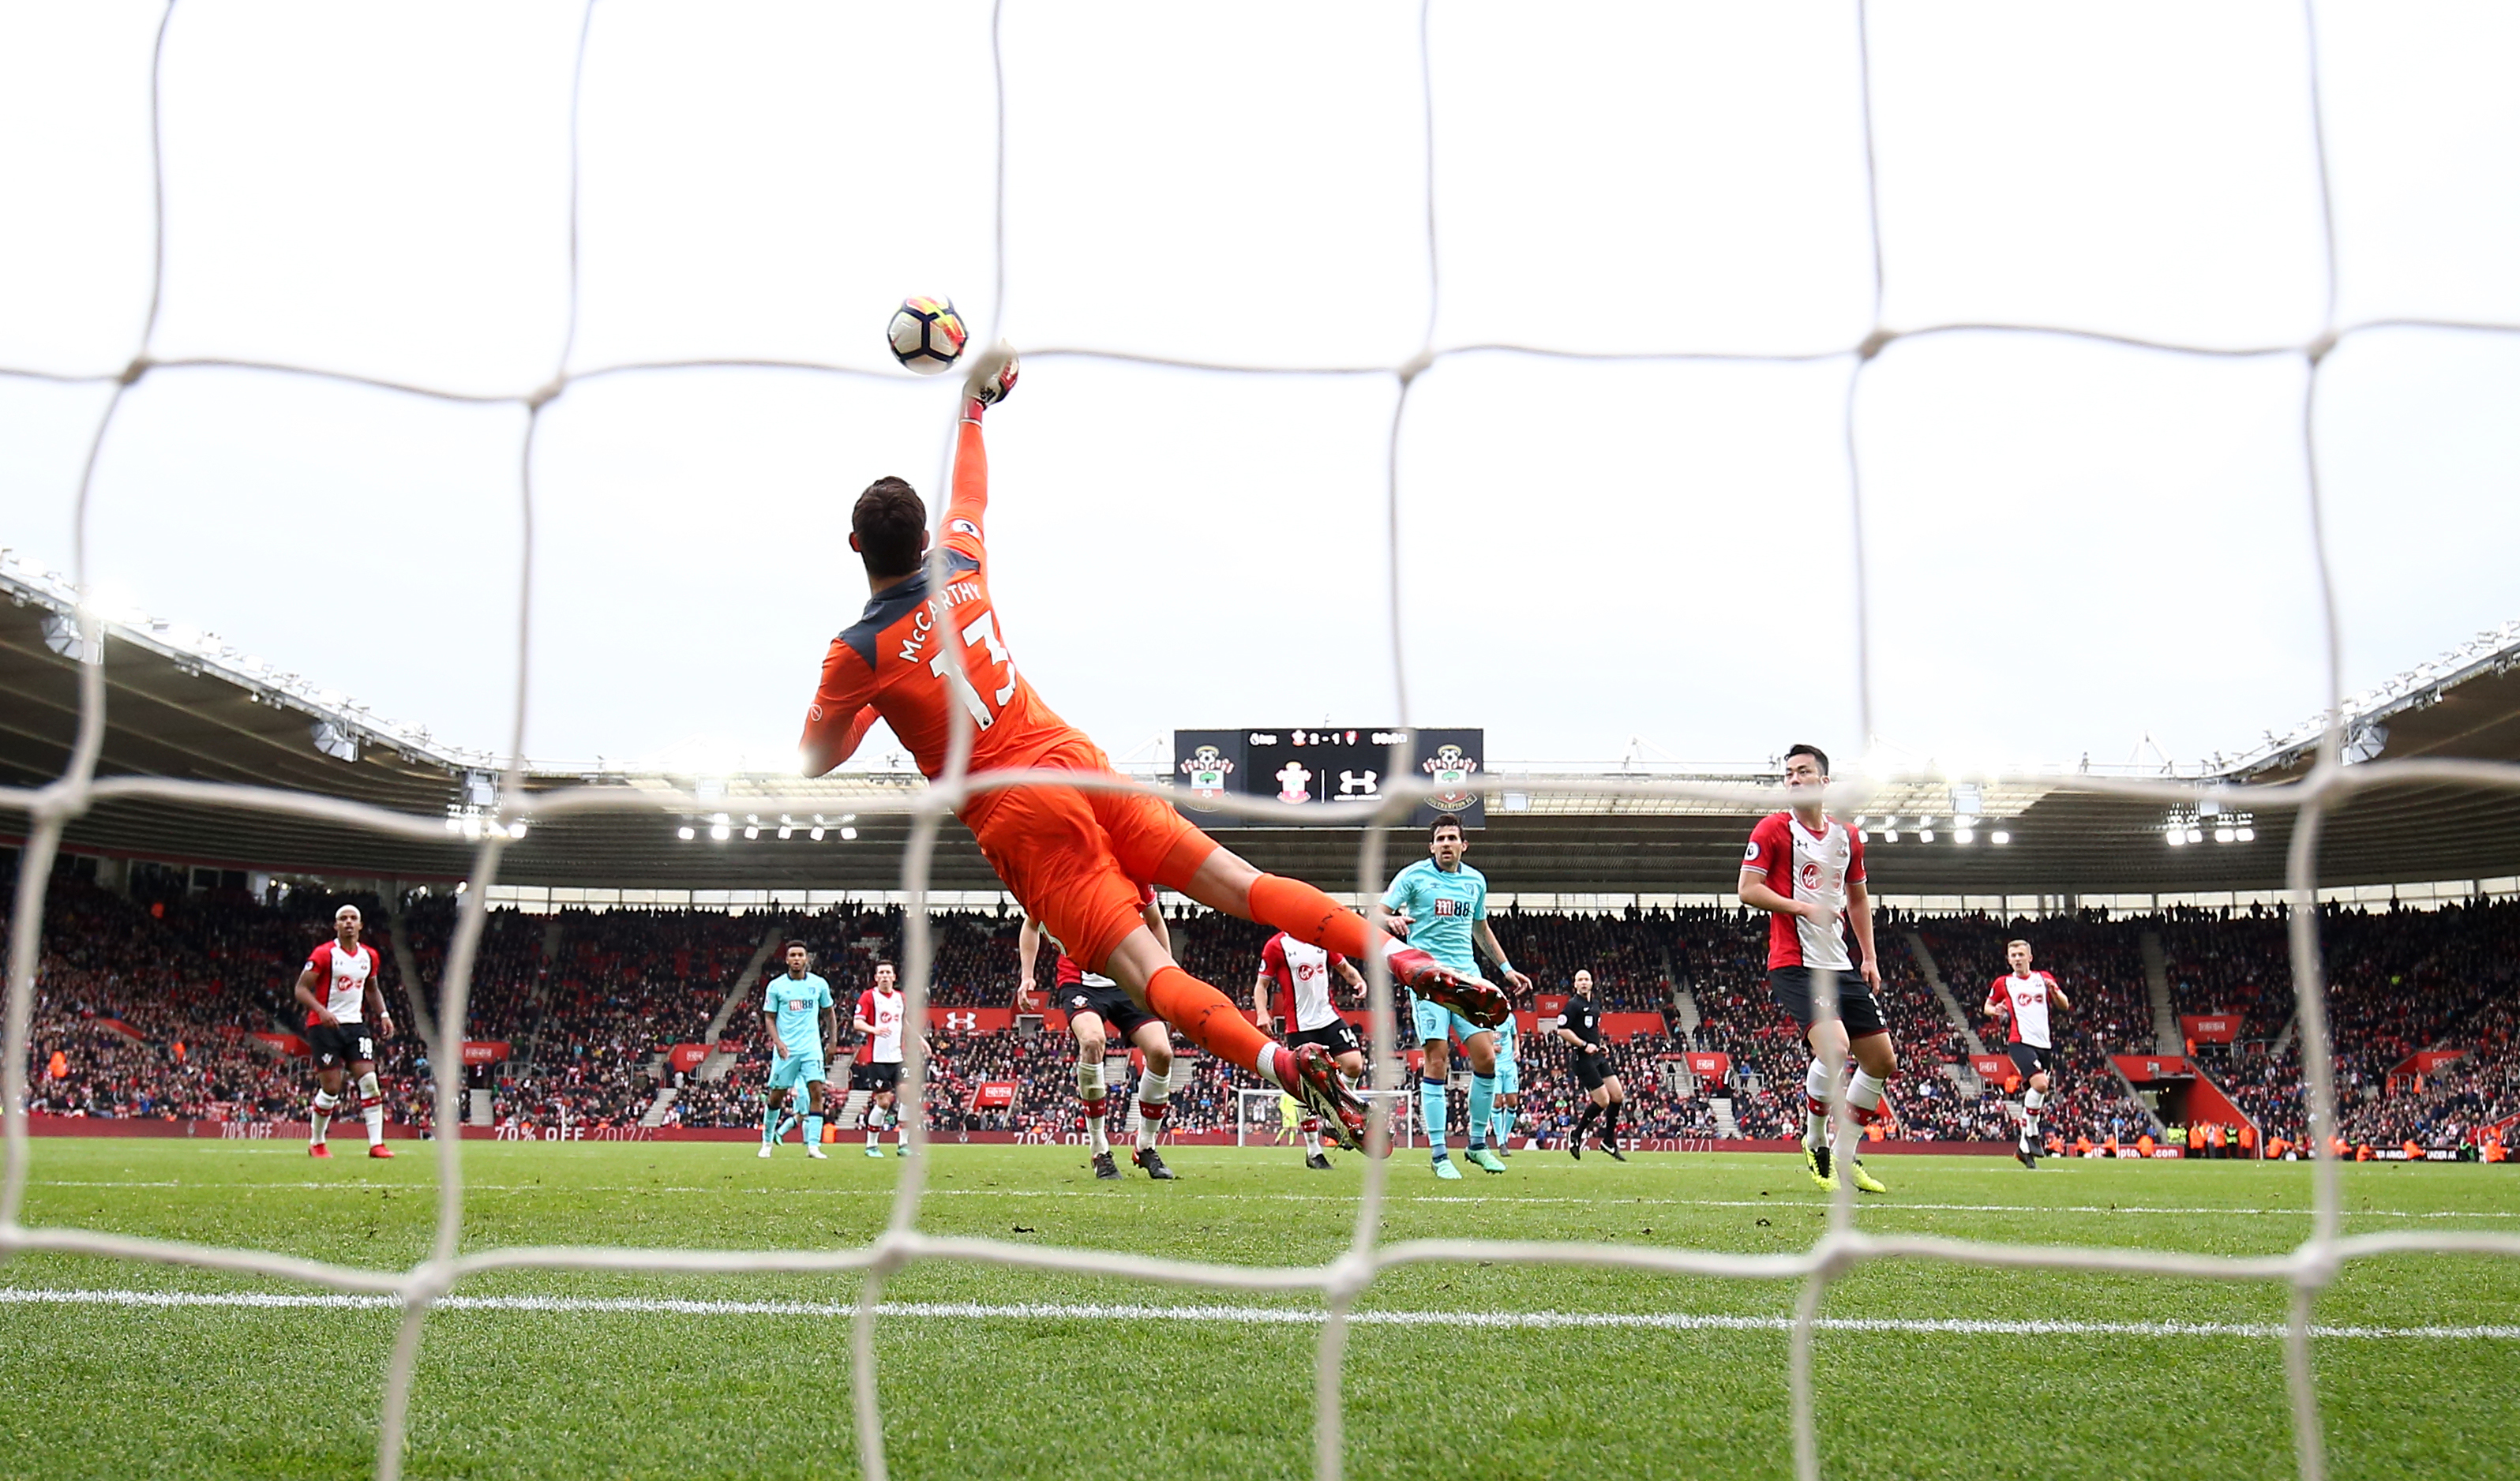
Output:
[11, 855, 2519, 1156]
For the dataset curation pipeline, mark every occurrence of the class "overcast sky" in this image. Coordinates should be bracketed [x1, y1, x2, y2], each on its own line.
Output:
[2, 1, 2514, 775]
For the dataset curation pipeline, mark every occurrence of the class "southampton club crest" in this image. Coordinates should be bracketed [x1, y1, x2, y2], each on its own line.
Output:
[1179, 744, 1234, 809]
[1423, 744, 1479, 811]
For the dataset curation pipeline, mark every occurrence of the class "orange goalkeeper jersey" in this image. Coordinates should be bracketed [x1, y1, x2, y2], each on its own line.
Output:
[799, 419, 1078, 785]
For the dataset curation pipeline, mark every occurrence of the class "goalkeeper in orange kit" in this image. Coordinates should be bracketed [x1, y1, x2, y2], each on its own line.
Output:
[797, 345, 1508, 1150]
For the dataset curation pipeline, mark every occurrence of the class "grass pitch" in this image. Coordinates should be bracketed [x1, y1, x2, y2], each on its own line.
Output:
[0, 1138, 2513, 1479]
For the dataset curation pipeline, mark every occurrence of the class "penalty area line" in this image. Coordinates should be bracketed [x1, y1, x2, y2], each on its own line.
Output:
[1, 1287, 2515, 1341]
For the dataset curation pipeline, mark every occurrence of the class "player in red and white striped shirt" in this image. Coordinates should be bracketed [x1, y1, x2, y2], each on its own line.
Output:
[1984, 939, 2072, 1169]
[1254, 931, 1367, 1168]
[1738, 744, 1893, 1194]
[1020, 883, 1179, 1181]
[851, 961, 909, 1157]
[289, 904, 396, 1160]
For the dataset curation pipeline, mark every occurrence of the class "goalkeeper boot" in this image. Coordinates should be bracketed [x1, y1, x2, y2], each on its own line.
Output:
[962, 342, 1019, 415]
[1389, 947, 1512, 1029]
[1467, 1146, 1506, 1174]
[1285, 1042, 1367, 1153]
[1848, 1158, 1889, 1195]
[1432, 1156, 1464, 1181]
[1804, 1142, 1837, 1190]
[1304, 1151, 1335, 1171]
[1092, 1151, 1122, 1181]
[1133, 1147, 1178, 1180]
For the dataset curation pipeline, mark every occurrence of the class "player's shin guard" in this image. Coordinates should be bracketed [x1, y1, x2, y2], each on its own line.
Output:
[764, 1102, 781, 1145]
[1804, 1059, 1833, 1148]
[1847, 1068, 1888, 1123]
[1468, 1074, 1496, 1149]
[1301, 1115, 1322, 1153]
[1144, 965, 1281, 1085]
[804, 1114, 823, 1147]
[310, 1089, 338, 1145]
[1494, 1108, 1516, 1147]
[1136, 1067, 1170, 1152]
[355, 1073, 384, 1147]
[1420, 1076, 1449, 1159]
[1598, 1099, 1622, 1146]
[1076, 1062, 1108, 1153]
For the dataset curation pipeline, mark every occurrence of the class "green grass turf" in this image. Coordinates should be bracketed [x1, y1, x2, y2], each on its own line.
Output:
[0, 1138, 2512, 1479]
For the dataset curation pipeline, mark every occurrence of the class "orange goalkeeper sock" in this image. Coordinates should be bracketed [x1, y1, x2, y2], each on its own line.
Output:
[1146, 965, 1284, 1087]
[1247, 874, 1387, 965]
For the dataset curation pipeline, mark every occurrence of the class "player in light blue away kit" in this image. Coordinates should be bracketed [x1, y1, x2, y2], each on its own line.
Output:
[757, 940, 837, 1160]
[1487, 1007, 1521, 1153]
[1377, 812, 1533, 1179]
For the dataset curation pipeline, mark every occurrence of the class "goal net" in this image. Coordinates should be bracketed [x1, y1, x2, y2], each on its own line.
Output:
[4, 4, 2518, 1480]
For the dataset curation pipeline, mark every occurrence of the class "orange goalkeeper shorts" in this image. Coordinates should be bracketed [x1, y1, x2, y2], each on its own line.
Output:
[960, 732, 1218, 972]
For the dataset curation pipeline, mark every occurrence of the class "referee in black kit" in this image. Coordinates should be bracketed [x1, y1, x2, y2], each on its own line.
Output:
[1555, 969, 1625, 1160]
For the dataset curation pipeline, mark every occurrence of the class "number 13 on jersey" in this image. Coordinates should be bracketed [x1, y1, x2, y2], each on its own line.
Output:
[930, 609, 1015, 729]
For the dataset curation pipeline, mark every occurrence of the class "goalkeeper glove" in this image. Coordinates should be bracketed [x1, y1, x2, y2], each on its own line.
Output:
[962, 340, 1018, 419]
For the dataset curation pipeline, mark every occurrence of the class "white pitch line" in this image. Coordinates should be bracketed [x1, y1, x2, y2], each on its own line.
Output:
[19, 1179, 2512, 1220]
[0, 1286, 2514, 1341]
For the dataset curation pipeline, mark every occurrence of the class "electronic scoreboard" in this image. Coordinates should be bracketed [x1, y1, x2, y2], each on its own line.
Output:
[1169, 727, 1485, 828]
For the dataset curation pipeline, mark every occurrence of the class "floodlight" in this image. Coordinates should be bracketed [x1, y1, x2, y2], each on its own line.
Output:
[677, 826, 696, 841]
[1990, 830, 2011, 845]
[41, 613, 99, 664]
[744, 826, 759, 839]
[2188, 828, 2204, 843]
[809, 827, 826, 841]
[1954, 829, 1974, 844]
[840, 827, 858, 841]
[311, 722, 358, 763]
[2236, 827, 2255, 842]
[710, 823, 731, 842]
[1919, 830, 1936, 842]
[2167, 830, 2186, 847]
[778, 826, 793, 839]
[2214, 827, 2235, 844]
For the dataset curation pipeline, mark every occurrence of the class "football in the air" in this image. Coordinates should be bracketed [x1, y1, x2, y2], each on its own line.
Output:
[887, 296, 968, 374]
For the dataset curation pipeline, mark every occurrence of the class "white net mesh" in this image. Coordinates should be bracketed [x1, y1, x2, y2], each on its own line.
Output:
[5, 3, 2520, 1479]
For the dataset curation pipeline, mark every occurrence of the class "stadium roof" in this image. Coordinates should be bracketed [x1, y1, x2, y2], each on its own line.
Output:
[6, 560, 2519, 900]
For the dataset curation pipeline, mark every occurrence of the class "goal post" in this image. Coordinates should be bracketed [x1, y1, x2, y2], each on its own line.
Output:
[1236, 1085, 1414, 1149]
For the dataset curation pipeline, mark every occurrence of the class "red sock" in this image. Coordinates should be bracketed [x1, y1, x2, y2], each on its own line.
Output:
[1247, 875, 1379, 962]
[1146, 965, 1278, 1083]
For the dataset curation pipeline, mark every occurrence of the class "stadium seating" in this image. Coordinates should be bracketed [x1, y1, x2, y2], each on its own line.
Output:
[10, 859, 2517, 1156]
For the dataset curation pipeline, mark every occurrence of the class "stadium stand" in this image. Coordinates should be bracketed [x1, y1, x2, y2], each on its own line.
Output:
[11, 856, 2517, 1156]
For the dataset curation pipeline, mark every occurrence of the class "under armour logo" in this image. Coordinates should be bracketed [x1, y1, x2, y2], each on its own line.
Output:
[943, 1010, 977, 1032]
[1339, 770, 1378, 797]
